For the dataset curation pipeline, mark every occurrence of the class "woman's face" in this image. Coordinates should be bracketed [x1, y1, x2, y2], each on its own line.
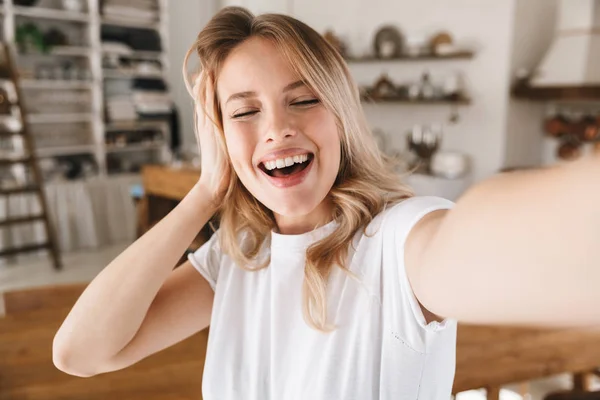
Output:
[217, 37, 341, 233]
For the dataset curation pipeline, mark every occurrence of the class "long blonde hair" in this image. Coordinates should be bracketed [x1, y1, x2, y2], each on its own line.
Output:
[183, 6, 413, 331]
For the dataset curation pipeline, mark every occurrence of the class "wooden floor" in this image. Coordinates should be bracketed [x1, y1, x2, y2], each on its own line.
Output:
[0, 284, 208, 400]
[3, 276, 599, 400]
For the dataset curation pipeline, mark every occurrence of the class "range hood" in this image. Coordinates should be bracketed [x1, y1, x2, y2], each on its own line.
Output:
[514, 0, 600, 100]
[531, 0, 600, 87]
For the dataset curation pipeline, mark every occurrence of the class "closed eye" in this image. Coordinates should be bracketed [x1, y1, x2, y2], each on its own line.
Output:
[232, 110, 258, 119]
[231, 99, 319, 119]
[292, 99, 320, 106]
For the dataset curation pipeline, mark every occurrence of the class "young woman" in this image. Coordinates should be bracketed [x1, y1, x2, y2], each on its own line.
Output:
[53, 7, 600, 399]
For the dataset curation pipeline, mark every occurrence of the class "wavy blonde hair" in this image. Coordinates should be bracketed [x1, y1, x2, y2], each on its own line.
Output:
[183, 6, 413, 331]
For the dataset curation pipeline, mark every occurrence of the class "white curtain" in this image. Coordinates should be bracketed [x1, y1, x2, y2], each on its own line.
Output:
[0, 175, 140, 263]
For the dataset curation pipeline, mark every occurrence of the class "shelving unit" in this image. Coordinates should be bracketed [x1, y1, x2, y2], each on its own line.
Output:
[35, 143, 97, 157]
[347, 48, 475, 125]
[12, 5, 90, 22]
[26, 112, 93, 124]
[19, 78, 93, 89]
[361, 96, 471, 105]
[105, 142, 165, 153]
[345, 51, 475, 63]
[0, 0, 171, 178]
[101, 18, 160, 30]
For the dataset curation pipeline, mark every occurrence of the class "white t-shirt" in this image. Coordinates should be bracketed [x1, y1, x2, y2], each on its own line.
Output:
[188, 196, 457, 400]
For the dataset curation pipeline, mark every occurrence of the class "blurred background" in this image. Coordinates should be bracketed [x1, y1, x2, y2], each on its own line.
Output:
[1, 0, 600, 399]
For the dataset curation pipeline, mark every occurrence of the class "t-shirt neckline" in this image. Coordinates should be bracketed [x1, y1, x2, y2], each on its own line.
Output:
[270, 219, 339, 252]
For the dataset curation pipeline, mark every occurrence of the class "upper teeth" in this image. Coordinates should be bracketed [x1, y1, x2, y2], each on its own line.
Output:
[263, 154, 309, 171]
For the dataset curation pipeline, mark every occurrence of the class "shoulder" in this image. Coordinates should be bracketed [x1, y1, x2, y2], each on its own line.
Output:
[365, 196, 453, 240]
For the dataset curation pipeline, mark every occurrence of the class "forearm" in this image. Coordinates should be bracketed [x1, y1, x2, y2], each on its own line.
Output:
[53, 183, 217, 372]
[417, 156, 600, 327]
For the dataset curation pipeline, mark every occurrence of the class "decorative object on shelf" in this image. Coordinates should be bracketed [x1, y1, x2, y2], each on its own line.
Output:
[430, 150, 469, 179]
[369, 73, 397, 99]
[361, 71, 470, 105]
[543, 107, 600, 161]
[101, 25, 162, 53]
[323, 30, 346, 58]
[102, 0, 159, 25]
[429, 31, 453, 55]
[556, 136, 582, 161]
[406, 124, 443, 173]
[61, 0, 85, 13]
[373, 26, 403, 59]
[418, 71, 436, 100]
[43, 28, 68, 48]
[16, 23, 47, 53]
[442, 72, 466, 101]
[14, 0, 39, 6]
[405, 34, 428, 57]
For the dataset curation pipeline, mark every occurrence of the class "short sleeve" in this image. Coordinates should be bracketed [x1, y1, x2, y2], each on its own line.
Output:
[383, 196, 454, 332]
[187, 230, 222, 291]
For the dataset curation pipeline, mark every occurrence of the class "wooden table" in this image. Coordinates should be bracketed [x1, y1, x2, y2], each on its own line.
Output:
[138, 164, 201, 236]
[455, 324, 600, 397]
[141, 164, 200, 201]
[138, 164, 208, 256]
[2, 285, 600, 399]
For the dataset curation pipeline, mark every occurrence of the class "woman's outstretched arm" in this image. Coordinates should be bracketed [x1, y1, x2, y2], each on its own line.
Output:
[406, 155, 600, 327]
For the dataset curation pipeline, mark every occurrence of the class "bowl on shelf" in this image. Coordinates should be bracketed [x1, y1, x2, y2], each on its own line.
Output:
[62, 0, 86, 13]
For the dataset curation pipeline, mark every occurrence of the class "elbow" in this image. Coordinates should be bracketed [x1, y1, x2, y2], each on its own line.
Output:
[52, 336, 98, 378]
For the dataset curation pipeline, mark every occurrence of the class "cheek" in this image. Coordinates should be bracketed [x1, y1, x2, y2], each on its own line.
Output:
[312, 116, 341, 167]
[223, 126, 256, 176]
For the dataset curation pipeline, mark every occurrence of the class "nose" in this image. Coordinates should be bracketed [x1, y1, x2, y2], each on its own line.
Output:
[265, 108, 297, 143]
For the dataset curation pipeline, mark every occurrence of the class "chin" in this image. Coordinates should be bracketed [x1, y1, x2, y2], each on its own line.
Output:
[264, 196, 322, 218]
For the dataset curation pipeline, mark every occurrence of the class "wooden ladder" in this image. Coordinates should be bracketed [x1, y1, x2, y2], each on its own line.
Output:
[0, 42, 61, 269]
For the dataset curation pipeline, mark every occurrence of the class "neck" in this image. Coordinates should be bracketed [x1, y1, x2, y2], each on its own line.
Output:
[274, 198, 334, 235]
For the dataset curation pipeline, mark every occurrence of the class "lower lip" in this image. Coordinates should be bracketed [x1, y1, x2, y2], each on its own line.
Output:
[260, 157, 314, 189]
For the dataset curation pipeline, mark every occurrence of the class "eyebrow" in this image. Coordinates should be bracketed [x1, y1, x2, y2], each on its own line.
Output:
[224, 80, 306, 106]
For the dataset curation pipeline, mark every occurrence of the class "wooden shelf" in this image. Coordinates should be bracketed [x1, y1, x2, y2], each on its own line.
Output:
[102, 49, 163, 60]
[0, 185, 39, 195]
[19, 46, 92, 57]
[13, 6, 90, 23]
[35, 144, 96, 157]
[0, 157, 30, 166]
[20, 79, 93, 90]
[27, 113, 93, 124]
[50, 46, 91, 57]
[0, 242, 50, 257]
[0, 129, 22, 137]
[105, 120, 168, 132]
[0, 214, 45, 227]
[103, 69, 164, 80]
[105, 143, 165, 153]
[345, 51, 474, 63]
[101, 18, 160, 30]
[512, 84, 600, 102]
[361, 96, 471, 105]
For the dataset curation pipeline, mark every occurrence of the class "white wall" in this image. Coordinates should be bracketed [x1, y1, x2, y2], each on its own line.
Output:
[504, 0, 557, 168]
[166, 0, 218, 153]
[200, 0, 562, 180]
[221, 0, 518, 182]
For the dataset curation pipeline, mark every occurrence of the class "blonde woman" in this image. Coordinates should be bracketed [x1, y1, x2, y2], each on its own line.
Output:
[53, 7, 600, 399]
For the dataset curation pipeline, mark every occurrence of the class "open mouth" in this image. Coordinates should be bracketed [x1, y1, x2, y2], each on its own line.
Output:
[259, 153, 314, 178]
